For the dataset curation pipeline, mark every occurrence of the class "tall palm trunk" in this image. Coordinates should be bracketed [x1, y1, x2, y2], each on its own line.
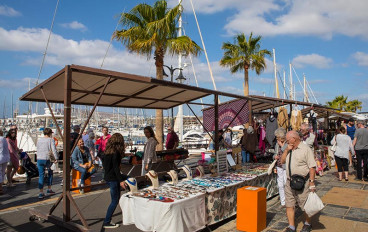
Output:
[155, 50, 164, 150]
[244, 65, 249, 96]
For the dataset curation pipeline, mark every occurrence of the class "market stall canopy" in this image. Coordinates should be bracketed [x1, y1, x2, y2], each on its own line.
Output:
[20, 65, 261, 109]
[301, 106, 350, 120]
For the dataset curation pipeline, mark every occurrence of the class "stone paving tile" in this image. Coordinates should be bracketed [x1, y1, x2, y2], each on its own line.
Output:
[270, 221, 289, 231]
[344, 207, 368, 223]
[320, 204, 349, 218]
[344, 183, 364, 189]
[363, 184, 368, 190]
[325, 181, 347, 187]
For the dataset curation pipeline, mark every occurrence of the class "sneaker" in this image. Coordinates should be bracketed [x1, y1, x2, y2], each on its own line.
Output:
[283, 227, 295, 232]
[98, 179, 105, 184]
[79, 184, 84, 194]
[60, 180, 63, 186]
[47, 189, 55, 195]
[103, 222, 119, 229]
[300, 224, 312, 232]
[38, 193, 45, 199]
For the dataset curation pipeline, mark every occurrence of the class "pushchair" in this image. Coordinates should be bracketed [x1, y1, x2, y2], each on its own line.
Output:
[21, 152, 39, 184]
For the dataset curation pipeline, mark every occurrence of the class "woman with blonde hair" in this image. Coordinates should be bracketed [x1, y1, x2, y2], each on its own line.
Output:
[102, 133, 128, 229]
[142, 126, 158, 175]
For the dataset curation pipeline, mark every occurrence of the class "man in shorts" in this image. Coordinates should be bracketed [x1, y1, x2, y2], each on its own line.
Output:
[281, 131, 316, 232]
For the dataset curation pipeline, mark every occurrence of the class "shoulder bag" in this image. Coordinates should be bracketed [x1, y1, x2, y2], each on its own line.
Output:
[289, 150, 309, 191]
[330, 135, 337, 152]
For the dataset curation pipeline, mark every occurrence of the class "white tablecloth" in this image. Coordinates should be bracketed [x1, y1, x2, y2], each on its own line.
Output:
[120, 192, 206, 232]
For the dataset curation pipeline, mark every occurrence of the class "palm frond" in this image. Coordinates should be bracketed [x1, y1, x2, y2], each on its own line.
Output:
[167, 36, 201, 56]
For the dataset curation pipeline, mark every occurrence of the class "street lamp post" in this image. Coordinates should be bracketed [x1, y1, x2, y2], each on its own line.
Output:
[163, 65, 182, 128]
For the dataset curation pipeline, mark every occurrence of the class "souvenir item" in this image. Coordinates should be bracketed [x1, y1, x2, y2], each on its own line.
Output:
[125, 177, 138, 193]
[181, 165, 192, 180]
[146, 170, 159, 189]
[167, 170, 178, 185]
[196, 166, 205, 178]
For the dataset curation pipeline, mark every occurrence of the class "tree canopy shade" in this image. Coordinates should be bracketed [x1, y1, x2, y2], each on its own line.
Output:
[114, 0, 201, 150]
[220, 33, 271, 96]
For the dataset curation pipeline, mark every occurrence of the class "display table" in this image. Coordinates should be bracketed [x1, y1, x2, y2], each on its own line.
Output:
[119, 163, 278, 231]
[120, 191, 206, 232]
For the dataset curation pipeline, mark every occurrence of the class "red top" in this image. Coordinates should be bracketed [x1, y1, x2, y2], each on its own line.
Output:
[165, 132, 179, 149]
[96, 134, 111, 152]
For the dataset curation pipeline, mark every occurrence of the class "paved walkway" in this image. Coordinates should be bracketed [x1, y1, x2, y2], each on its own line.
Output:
[212, 167, 368, 232]
[0, 166, 367, 232]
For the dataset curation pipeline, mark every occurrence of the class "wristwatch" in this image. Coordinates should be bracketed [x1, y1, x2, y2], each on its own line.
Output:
[309, 179, 315, 183]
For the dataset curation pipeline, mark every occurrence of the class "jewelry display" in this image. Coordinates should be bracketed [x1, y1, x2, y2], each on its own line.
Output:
[196, 166, 205, 178]
[125, 178, 138, 193]
[181, 165, 192, 180]
[167, 170, 178, 185]
[146, 170, 159, 189]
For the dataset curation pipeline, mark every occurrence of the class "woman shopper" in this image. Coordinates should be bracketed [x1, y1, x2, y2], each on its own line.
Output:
[273, 128, 288, 206]
[36, 128, 58, 199]
[331, 127, 355, 181]
[71, 138, 96, 193]
[141, 126, 158, 176]
[0, 129, 10, 194]
[6, 129, 20, 187]
[102, 133, 128, 229]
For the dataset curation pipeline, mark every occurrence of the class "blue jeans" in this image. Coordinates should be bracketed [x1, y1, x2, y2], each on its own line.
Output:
[74, 166, 96, 185]
[241, 150, 250, 164]
[104, 181, 121, 224]
[37, 160, 53, 189]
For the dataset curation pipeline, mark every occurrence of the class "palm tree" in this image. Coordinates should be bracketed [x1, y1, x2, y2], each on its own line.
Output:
[220, 33, 271, 96]
[114, 0, 201, 150]
[326, 95, 348, 111]
[346, 99, 362, 112]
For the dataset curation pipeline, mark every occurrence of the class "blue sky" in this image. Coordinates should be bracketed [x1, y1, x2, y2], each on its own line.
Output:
[0, 0, 368, 118]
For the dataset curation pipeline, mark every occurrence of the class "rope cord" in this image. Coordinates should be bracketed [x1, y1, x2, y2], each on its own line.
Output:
[36, 0, 60, 85]
[188, 0, 217, 92]
[306, 79, 319, 104]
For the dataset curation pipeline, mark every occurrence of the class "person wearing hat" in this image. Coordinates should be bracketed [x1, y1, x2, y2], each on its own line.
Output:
[36, 128, 58, 199]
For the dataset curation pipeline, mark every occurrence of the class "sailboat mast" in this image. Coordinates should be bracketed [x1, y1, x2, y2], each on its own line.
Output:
[303, 74, 308, 102]
[273, 48, 280, 98]
[178, 0, 184, 142]
[289, 63, 293, 100]
[283, 70, 286, 99]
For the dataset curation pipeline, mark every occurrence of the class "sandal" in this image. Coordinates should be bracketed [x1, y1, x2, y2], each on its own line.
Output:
[338, 179, 342, 181]
[345, 178, 349, 181]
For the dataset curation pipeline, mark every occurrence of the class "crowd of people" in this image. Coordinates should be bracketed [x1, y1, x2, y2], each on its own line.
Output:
[268, 119, 368, 232]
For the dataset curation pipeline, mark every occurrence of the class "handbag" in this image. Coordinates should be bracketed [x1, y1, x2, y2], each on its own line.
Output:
[330, 135, 337, 152]
[289, 151, 308, 191]
[267, 160, 277, 175]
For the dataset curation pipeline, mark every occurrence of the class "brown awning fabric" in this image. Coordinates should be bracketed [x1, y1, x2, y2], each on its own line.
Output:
[20, 65, 258, 109]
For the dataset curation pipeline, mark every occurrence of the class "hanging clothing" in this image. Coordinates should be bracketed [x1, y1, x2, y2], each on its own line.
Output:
[277, 107, 289, 129]
[307, 111, 318, 133]
[258, 125, 266, 153]
[290, 109, 303, 131]
[266, 116, 278, 147]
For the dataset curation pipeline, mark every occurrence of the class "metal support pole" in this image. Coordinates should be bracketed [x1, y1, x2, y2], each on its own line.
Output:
[40, 87, 64, 141]
[214, 94, 219, 152]
[186, 103, 214, 142]
[248, 100, 252, 126]
[70, 77, 112, 154]
[63, 65, 72, 222]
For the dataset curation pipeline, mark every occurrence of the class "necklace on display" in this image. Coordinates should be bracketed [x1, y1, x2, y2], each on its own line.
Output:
[183, 166, 192, 176]
[148, 171, 158, 179]
[126, 178, 137, 186]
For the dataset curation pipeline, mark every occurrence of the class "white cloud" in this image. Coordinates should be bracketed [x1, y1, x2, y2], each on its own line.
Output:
[60, 21, 87, 31]
[292, 54, 333, 69]
[352, 52, 368, 66]
[0, 77, 38, 89]
[0, 5, 21, 17]
[177, 0, 368, 39]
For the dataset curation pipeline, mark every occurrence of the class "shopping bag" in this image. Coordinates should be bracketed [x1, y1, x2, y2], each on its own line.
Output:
[267, 160, 277, 175]
[50, 163, 56, 171]
[304, 192, 325, 217]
